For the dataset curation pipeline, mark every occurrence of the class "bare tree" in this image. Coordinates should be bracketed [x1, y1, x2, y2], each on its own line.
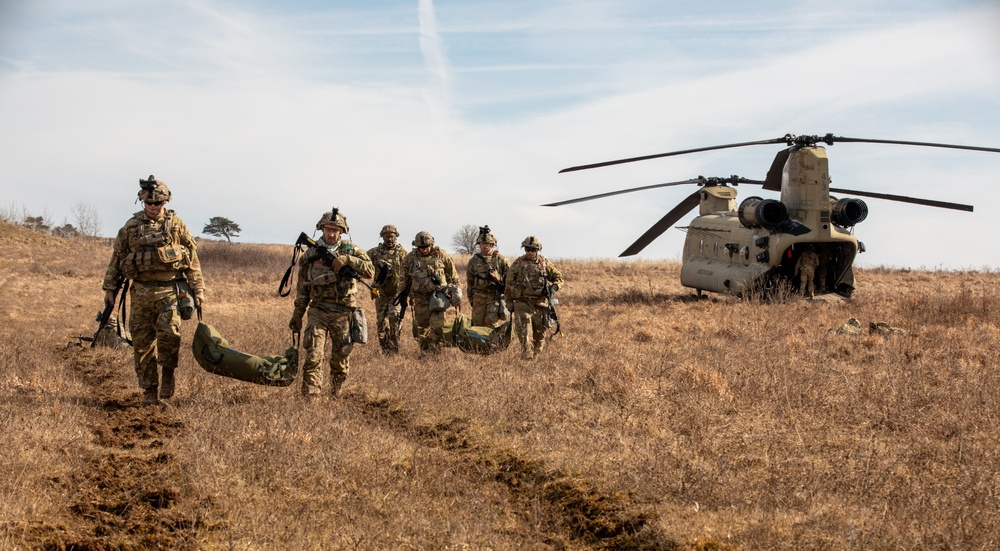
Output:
[72, 200, 102, 237]
[450, 224, 480, 255]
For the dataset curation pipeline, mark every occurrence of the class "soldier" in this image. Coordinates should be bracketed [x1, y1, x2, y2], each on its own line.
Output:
[367, 224, 407, 354]
[289, 208, 374, 397]
[401, 231, 460, 353]
[103, 175, 205, 405]
[795, 245, 820, 298]
[466, 226, 510, 328]
[504, 236, 564, 360]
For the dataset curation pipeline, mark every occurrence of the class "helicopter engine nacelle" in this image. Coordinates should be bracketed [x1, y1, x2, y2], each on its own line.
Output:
[831, 198, 868, 227]
[738, 197, 788, 230]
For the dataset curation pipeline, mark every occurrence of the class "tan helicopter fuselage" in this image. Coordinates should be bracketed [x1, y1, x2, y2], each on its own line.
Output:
[679, 146, 860, 296]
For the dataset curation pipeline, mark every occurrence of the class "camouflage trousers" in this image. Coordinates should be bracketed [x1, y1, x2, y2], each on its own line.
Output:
[799, 267, 816, 297]
[411, 292, 445, 352]
[373, 294, 401, 354]
[302, 305, 353, 394]
[470, 291, 504, 328]
[129, 282, 182, 390]
[511, 300, 549, 357]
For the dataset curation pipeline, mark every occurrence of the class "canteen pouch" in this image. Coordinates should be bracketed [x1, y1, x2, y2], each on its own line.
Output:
[429, 289, 450, 312]
[176, 280, 195, 320]
[350, 308, 368, 344]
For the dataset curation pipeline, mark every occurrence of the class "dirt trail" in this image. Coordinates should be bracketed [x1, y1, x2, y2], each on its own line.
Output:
[348, 393, 677, 550]
[27, 347, 220, 550]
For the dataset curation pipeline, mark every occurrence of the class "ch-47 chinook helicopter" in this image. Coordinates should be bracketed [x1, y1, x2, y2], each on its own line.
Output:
[546, 133, 1000, 298]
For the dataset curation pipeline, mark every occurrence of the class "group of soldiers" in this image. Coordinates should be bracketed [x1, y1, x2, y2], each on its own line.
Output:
[102, 177, 563, 404]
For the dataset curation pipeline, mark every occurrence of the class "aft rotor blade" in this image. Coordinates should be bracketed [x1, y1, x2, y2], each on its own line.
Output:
[541, 178, 705, 207]
[831, 136, 1000, 154]
[620, 190, 702, 257]
[830, 187, 974, 212]
[762, 148, 791, 191]
[560, 137, 789, 173]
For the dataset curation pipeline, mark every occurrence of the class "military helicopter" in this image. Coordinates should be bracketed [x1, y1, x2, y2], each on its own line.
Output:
[546, 133, 1000, 297]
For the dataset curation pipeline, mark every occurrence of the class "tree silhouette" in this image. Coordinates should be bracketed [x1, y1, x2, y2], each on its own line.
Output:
[450, 224, 479, 255]
[203, 217, 242, 242]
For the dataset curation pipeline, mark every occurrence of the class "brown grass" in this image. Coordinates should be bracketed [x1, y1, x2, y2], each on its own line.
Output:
[1, 220, 998, 549]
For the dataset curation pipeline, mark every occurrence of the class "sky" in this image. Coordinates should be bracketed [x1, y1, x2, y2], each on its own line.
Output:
[2, 0, 999, 270]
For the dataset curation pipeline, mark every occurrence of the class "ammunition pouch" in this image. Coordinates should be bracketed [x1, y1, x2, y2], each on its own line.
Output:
[350, 308, 368, 344]
[176, 280, 195, 320]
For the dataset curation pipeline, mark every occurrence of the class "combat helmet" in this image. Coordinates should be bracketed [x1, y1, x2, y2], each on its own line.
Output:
[380, 224, 399, 237]
[477, 225, 497, 245]
[521, 235, 542, 251]
[138, 175, 171, 203]
[413, 231, 435, 248]
[316, 207, 349, 232]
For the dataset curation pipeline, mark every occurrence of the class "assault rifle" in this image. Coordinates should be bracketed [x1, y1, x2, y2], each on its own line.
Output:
[394, 281, 411, 322]
[543, 280, 562, 340]
[278, 232, 377, 297]
[87, 277, 131, 347]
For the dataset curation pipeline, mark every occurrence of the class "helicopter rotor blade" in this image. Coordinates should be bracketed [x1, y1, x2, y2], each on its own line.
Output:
[559, 137, 790, 173]
[830, 136, 1000, 154]
[541, 178, 706, 207]
[620, 190, 702, 257]
[829, 187, 974, 212]
[762, 148, 791, 191]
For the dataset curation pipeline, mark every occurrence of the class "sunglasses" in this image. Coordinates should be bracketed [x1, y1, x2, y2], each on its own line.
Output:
[145, 201, 165, 206]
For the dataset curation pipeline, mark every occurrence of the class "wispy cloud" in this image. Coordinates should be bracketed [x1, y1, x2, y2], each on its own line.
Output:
[418, 0, 453, 117]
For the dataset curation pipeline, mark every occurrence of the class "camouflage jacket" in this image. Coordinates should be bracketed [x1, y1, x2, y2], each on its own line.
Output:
[103, 209, 204, 291]
[402, 246, 459, 295]
[466, 250, 510, 299]
[294, 238, 374, 314]
[504, 254, 563, 304]
[366, 242, 407, 298]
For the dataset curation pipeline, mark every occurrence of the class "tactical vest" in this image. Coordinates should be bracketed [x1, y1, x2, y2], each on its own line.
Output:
[468, 252, 506, 295]
[509, 256, 548, 299]
[369, 243, 405, 296]
[121, 210, 191, 279]
[409, 247, 449, 294]
[302, 241, 359, 303]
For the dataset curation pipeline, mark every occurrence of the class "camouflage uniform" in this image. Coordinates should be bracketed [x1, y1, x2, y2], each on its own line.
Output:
[367, 225, 407, 354]
[466, 231, 510, 328]
[401, 231, 459, 352]
[795, 248, 820, 298]
[290, 209, 374, 397]
[103, 176, 204, 403]
[504, 236, 563, 360]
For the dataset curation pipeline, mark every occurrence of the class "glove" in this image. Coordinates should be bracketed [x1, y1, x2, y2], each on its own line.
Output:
[289, 316, 303, 333]
[104, 290, 116, 308]
[331, 255, 349, 273]
[550, 284, 560, 293]
[193, 290, 205, 308]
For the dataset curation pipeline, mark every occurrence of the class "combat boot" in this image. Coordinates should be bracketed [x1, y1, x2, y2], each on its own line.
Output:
[142, 386, 160, 406]
[160, 367, 175, 399]
[302, 384, 322, 398]
[330, 374, 347, 397]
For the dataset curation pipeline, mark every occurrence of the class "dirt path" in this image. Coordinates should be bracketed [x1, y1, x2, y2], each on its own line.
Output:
[31, 347, 220, 550]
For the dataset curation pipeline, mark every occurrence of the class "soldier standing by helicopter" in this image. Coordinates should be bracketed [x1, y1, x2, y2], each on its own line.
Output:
[505, 236, 563, 360]
[103, 176, 205, 405]
[466, 226, 510, 328]
[367, 224, 407, 354]
[289, 208, 374, 397]
[401, 231, 460, 353]
[795, 245, 820, 299]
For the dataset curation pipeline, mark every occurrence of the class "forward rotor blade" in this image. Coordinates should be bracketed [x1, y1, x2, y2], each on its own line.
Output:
[829, 187, 974, 212]
[831, 136, 1000, 154]
[560, 137, 789, 173]
[541, 178, 705, 207]
[620, 190, 702, 257]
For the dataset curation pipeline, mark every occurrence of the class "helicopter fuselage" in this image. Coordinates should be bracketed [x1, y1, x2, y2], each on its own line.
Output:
[679, 146, 861, 296]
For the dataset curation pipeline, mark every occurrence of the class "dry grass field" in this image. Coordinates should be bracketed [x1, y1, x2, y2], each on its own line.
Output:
[1, 219, 998, 550]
